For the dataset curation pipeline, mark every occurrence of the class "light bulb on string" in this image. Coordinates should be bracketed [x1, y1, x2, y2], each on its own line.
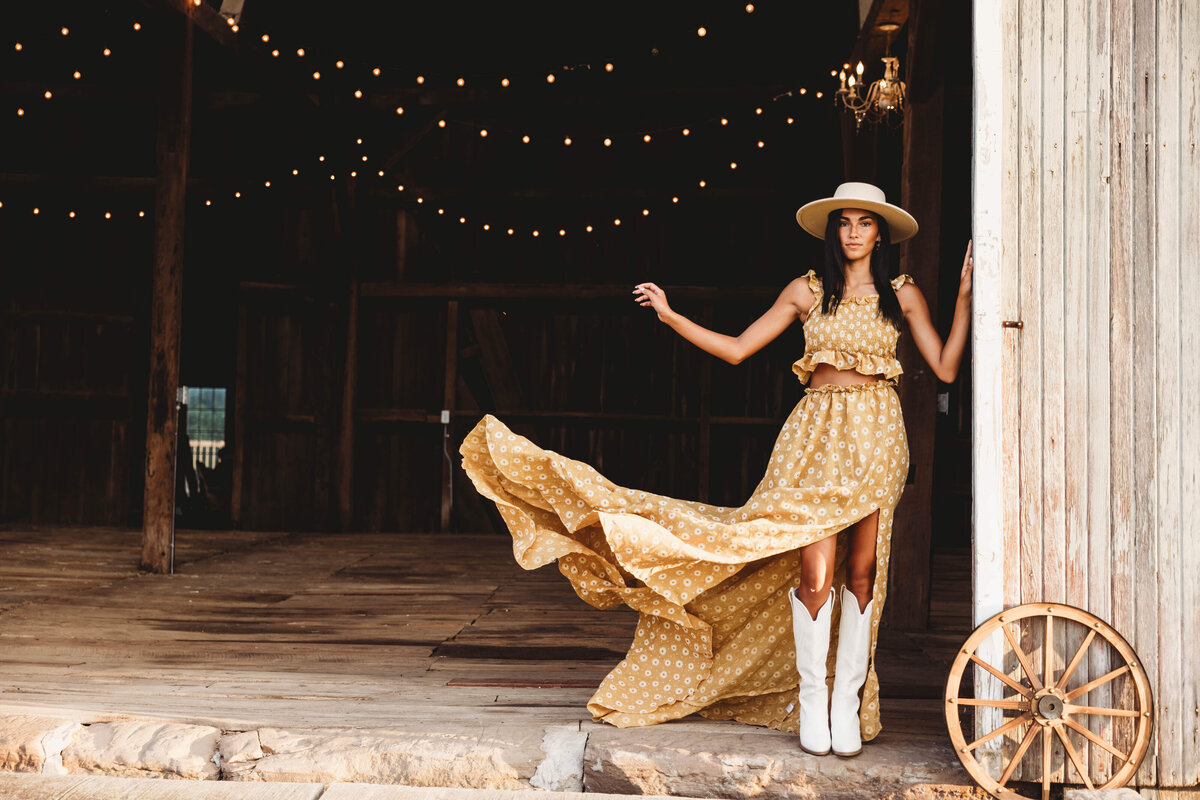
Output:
[139, 211, 146, 217]
[271, 50, 279, 57]
[605, 63, 613, 72]
[586, 225, 593, 233]
[603, 138, 612, 147]
[697, 27, 707, 37]
[297, 48, 305, 57]
[133, 23, 141, 30]
[261, 34, 269, 42]
[437, 120, 446, 127]
[336, 60, 344, 69]
[546, 73, 555, 83]
[416, 75, 425, 84]
[456, 77, 465, 86]
[354, 89, 362, 98]
[682, 128, 690, 136]
[500, 78, 510, 87]
[395, 106, 404, 114]
[522, 135, 530, 143]
[643, 134, 651, 143]
[373, 67, 381, 75]
[103, 48, 111, 56]
[14, 43, 22, 51]
[61, 27, 69, 36]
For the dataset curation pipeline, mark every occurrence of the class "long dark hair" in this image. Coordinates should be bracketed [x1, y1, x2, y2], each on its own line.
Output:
[820, 209, 904, 329]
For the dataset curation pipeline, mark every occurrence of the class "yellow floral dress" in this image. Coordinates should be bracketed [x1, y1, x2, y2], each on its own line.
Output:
[459, 270, 913, 739]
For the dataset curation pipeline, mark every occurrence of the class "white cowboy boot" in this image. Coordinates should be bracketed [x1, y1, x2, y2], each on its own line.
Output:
[788, 588, 833, 756]
[830, 584, 873, 757]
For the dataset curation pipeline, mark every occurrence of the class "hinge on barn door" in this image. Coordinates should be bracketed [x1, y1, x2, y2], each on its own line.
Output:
[1002, 320, 1023, 329]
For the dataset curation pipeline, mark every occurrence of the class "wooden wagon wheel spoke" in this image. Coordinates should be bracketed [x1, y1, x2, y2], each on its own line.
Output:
[970, 652, 1034, 696]
[1063, 717, 1131, 763]
[1040, 723, 1052, 800]
[1000, 622, 1044, 691]
[1043, 613, 1054, 686]
[1053, 724, 1095, 791]
[997, 722, 1041, 788]
[1065, 705, 1137, 719]
[955, 697, 1027, 710]
[1055, 628, 1097, 690]
[966, 713, 1033, 752]
[1064, 665, 1131, 702]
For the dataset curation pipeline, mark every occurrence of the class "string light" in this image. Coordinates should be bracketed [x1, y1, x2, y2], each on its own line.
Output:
[61, 27, 69, 36]
[132, 23, 141, 31]
[697, 27, 707, 37]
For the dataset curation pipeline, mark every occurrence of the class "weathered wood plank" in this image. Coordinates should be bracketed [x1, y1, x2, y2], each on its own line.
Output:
[1131, 0, 1160, 785]
[1063, 0, 1092, 781]
[141, 16, 194, 573]
[1085, 0, 1115, 783]
[1017, 0, 1046, 616]
[1178, 0, 1200, 782]
[1106, 0, 1139, 779]
[1153, 0, 1184, 785]
[998, 0, 1023, 632]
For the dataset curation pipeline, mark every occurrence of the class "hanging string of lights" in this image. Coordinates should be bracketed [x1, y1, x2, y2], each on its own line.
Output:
[3, 3, 841, 234]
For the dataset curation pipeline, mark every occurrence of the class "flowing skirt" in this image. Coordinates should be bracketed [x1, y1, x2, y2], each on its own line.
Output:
[458, 380, 909, 739]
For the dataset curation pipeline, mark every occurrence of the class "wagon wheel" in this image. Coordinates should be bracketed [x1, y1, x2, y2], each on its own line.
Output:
[944, 603, 1153, 800]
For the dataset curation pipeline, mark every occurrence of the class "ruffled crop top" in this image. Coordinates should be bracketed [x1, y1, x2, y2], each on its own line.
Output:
[792, 269, 915, 383]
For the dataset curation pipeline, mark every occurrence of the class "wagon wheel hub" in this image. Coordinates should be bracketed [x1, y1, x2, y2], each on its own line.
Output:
[1032, 687, 1066, 724]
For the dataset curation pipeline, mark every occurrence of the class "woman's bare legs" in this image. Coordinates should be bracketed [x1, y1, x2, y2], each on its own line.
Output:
[797, 509, 880, 619]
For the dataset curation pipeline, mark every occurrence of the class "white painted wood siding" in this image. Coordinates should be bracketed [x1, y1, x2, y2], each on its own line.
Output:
[973, 0, 1200, 788]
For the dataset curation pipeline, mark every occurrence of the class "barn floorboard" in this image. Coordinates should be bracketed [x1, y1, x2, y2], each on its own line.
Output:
[0, 526, 983, 797]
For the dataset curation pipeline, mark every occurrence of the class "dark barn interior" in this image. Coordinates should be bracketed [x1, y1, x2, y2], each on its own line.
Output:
[1, 0, 971, 632]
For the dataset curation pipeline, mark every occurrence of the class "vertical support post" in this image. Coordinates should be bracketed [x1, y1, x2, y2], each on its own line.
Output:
[333, 182, 359, 532]
[888, 0, 944, 630]
[141, 15, 193, 573]
[440, 300, 459, 531]
[230, 297, 247, 527]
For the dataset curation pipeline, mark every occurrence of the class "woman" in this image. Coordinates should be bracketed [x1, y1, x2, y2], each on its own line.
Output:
[459, 182, 972, 757]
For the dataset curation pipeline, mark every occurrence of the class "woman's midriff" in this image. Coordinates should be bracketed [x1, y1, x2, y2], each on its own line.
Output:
[807, 362, 885, 390]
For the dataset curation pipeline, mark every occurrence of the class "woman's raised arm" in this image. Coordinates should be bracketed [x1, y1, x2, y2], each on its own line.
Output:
[633, 277, 816, 365]
[900, 241, 973, 383]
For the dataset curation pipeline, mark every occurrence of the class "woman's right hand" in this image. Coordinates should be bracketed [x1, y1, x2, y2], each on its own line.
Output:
[633, 282, 673, 321]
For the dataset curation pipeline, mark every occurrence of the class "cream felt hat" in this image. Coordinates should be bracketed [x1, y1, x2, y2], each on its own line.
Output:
[795, 181, 919, 243]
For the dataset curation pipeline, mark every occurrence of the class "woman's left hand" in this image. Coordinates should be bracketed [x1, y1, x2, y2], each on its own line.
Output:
[959, 240, 974, 298]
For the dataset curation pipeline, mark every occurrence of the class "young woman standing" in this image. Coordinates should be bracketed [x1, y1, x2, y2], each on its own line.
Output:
[460, 181, 972, 756]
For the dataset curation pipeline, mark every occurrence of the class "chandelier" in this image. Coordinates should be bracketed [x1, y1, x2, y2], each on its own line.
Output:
[835, 24, 907, 131]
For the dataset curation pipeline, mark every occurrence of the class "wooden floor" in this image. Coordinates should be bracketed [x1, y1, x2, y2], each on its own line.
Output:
[0, 524, 974, 777]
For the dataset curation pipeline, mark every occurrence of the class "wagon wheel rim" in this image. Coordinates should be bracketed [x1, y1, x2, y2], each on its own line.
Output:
[944, 602, 1153, 800]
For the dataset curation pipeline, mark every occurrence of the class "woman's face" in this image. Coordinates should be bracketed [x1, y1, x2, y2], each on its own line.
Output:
[837, 208, 880, 261]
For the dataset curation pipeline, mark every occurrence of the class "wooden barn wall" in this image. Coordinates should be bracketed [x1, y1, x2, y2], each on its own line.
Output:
[989, 0, 1199, 788]
[0, 216, 150, 527]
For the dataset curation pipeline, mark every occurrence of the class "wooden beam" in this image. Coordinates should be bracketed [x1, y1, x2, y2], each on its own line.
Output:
[361, 282, 778, 302]
[141, 16, 194, 574]
[230, 299, 247, 528]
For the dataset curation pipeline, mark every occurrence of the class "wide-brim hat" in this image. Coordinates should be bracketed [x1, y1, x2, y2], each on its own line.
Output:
[795, 181, 919, 243]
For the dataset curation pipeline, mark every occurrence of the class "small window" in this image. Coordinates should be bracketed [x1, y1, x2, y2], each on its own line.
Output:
[184, 386, 226, 471]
